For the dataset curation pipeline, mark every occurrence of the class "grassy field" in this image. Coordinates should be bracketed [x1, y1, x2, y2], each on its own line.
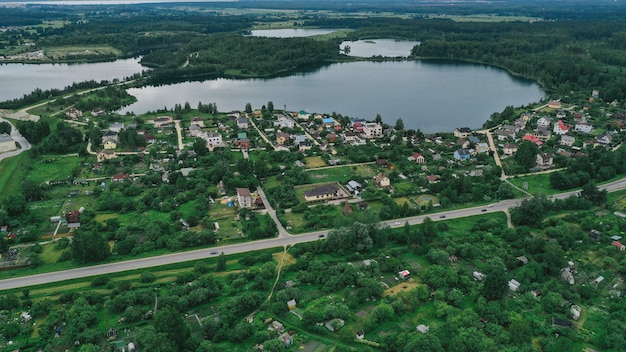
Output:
[26, 155, 88, 183]
[304, 156, 326, 168]
[0, 152, 32, 201]
[45, 45, 122, 59]
[507, 173, 554, 195]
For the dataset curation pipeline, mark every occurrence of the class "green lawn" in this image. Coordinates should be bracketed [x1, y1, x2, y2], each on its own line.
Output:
[26, 155, 89, 184]
[0, 152, 32, 201]
[507, 173, 555, 196]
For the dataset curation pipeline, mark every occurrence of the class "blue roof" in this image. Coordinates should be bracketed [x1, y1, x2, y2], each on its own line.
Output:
[323, 118, 335, 123]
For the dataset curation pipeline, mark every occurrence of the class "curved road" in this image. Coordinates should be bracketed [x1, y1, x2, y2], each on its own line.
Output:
[2, 178, 626, 290]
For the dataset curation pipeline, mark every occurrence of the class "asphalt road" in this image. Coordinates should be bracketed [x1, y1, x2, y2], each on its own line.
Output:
[2, 177, 626, 291]
[0, 117, 32, 162]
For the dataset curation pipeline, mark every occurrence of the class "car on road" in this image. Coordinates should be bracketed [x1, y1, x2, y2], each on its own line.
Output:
[318, 234, 325, 238]
[439, 215, 446, 218]
[394, 221, 401, 225]
[210, 251, 218, 255]
[481, 209, 487, 212]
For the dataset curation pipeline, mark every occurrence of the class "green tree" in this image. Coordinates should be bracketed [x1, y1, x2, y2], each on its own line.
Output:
[216, 252, 227, 271]
[580, 181, 607, 205]
[515, 140, 538, 171]
[71, 229, 110, 263]
[481, 258, 508, 301]
[245, 102, 252, 113]
[395, 117, 405, 131]
[154, 306, 192, 351]
[0, 121, 12, 134]
[267, 101, 274, 112]
[509, 319, 532, 345]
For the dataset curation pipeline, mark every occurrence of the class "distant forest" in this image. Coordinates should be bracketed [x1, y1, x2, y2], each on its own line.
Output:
[2, 2, 626, 100]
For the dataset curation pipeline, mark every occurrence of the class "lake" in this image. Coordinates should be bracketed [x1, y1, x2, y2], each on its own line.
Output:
[0, 58, 146, 101]
[340, 39, 420, 58]
[119, 60, 544, 133]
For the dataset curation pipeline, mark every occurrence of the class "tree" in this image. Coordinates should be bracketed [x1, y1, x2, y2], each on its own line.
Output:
[580, 181, 607, 205]
[0, 121, 11, 134]
[193, 137, 208, 156]
[509, 319, 532, 345]
[216, 252, 227, 271]
[395, 117, 405, 131]
[515, 140, 538, 171]
[71, 229, 110, 263]
[245, 102, 252, 113]
[154, 306, 192, 351]
[481, 258, 508, 301]
[375, 114, 383, 124]
[267, 101, 274, 112]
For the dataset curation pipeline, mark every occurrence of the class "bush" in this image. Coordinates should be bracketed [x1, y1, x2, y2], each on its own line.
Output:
[91, 276, 110, 287]
[140, 272, 156, 283]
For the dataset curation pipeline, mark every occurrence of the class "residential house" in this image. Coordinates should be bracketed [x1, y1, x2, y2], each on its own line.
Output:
[596, 132, 612, 146]
[103, 138, 117, 150]
[522, 134, 543, 146]
[236, 117, 249, 129]
[376, 159, 389, 167]
[276, 132, 290, 145]
[343, 202, 353, 216]
[236, 188, 253, 208]
[503, 143, 518, 155]
[101, 130, 118, 144]
[560, 135, 575, 147]
[553, 120, 570, 135]
[66, 210, 80, 223]
[552, 317, 573, 329]
[322, 117, 337, 128]
[0, 133, 17, 153]
[303, 184, 339, 202]
[287, 299, 297, 310]
[495, 125, 516, 141]
[97, 149, 116, 162]
[272, 321, 285, 332]
[547, 100, 562, 109]
[109, 122, 125, 132]
[454, 149, 471, 161]
[575, 122, 593, 133]
[508, 279, 521, 292]
[416, 325, 430, 334]
[375, 173, 390, 188]
[555, 110, 567, 119]
[278, 332, 293, 347]
[407, 152, 426, 163]
[353, 121, 365, 133]
[476, 142, 490, 154]
[293, 135, 311, 151]
[297, 110, 311, 120]
[144, 133, 156, 144]
[275, 116, 295, 129]
[347, 180, 362, 192]
[153, 116, 172, 128]
[473, 271, 485, 281]
[535, 126, 551, 140]
[190, 117, 204, 127]
[427, 175, 440, 184]
[453, 127, 472, 138]
[205, 132, 222, 147]
[611, 241, 625, 251]
[536, 152, 554, 167]
[362, 122, 383, 139]
[398, 270, 410, 280]
[343, 131, 356, 142]
[112, 173, 130, 182]
[571, 305, 582, 320]
[326, 133, 337, 143]
[188, 125, 203, 137]
[91, 108, 106, 116]
[65, 108, 82, 119]
[536, 116, 550, 128]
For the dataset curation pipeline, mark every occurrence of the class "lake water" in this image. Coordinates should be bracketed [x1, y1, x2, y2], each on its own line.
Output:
[249, 28, 341, 38]
[119, 60, 544, 132]
[340, 39, 420, 58]
[0, 58, 146, 101]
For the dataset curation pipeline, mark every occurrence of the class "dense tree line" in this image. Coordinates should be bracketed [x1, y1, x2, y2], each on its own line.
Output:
[550, 146, 626, 190]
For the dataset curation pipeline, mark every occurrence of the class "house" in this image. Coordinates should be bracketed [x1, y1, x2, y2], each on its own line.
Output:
[275, 116, 295, 129]
[555, 110, 567, 119]
[362, 122, 383, 139]
[589, 229, 602, 241]
[356, 331, 365, 340]
[66, 210, 80, 223]
[101, 130, 118, 144]
[287, 299, 297, 310]
[276, 132, 290, 145]
[326, 133, 337, 143]
[272, 321, 285, 332]
[353, 120, 365, 133]
[495, 125, 517, 141]
[103, 138, 117, 150]
[109, 122, 125, 132]
[97, 149, 116, 162]
[516, 256, 529, 265]
[571, 305, 582, 320]
[611, 241, 625, 251]
[91, 108, 106, 116]
[343, 202, 353, 216]
[204, 132, 222, 147]
[536, 152, 554, 166]
[536, 116, 550, 128]
[343, 131, 356, 142]
[596, 132, 612, 146]
[398, 270, 410, 280]
[112, 173, 130, 182]
[153, 116, 172, 128]
[236, 188, 253, 208]
[547, 100, 562, 109]
[454, 127, 472, 138]
[303, 184, 339, 202]
[503, 143, 518, 155]
[427, 174, 439, 184]
[575, 122, 593, 133]
[535, 126, 551, 140]
[553, 120, 570, 135]
[278, 332, 293, 347]
[322, 117, 337, 128]
[65, 108, 82, 119]
[0, 133, 17, 153]
[407, 152, 426, 163]
[473, 271, 485, 281]
[234, 138, 250, 149]
[454, 149, 471, 161]
[508, 279, 521, 292]
[375, 173, 390, 188]
[347, 180, 362, 191]
[560, 135, 575, 147]
[236, 117, 249, 129]
[416, 324, 430, 334]
[551, 317, 573, 329]
[188, 125, 203, 137]
[298, 110, 311, 120]
[522, 134, 543, 146]
[190, 117, 204, 127]
[561, 267, 575, 284]
[476, 142, 490, 154]
[376, 159, 388, 167]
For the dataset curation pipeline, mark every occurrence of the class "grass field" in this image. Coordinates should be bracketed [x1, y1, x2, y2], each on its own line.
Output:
[507, 173, 554, 195]
[304, 156, 326, 168]
[0, 152, 32, 201]
[45, 45, 122, 59]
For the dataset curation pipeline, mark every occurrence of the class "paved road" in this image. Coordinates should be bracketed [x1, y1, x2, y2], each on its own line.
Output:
[0, 117, 32, 162]
[2, 177, 626, 290]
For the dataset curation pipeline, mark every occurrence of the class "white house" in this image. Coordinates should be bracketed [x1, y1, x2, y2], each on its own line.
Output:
[560, 135, 575, 147]
[553, 120, 570, 135]
[536, 116, 550, 128]
[503, 143, 518, 155]
[575, 123, 593, 133]
[362, 122, 383, 139]
[236, 188, 253, 208]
